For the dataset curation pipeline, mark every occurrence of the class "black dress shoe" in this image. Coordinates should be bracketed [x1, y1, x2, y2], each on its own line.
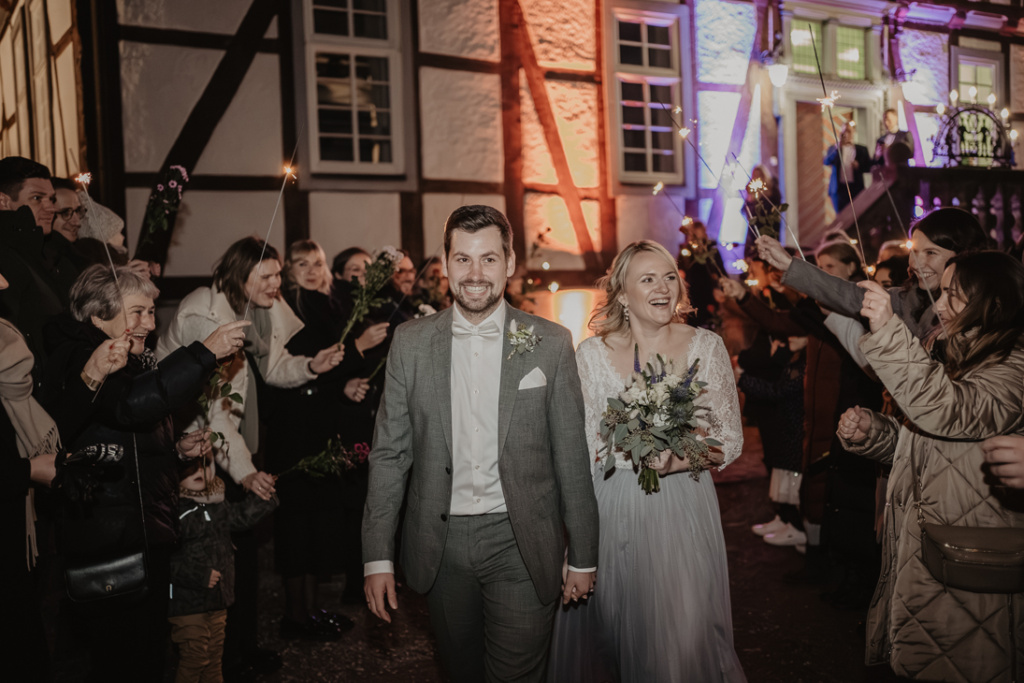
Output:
[316, 609, 355, 632]
[280, 616, 342, 642]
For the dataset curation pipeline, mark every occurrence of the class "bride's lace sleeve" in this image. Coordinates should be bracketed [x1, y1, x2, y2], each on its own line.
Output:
[575, 337, 611, 478]
[697, 330, 744, 468]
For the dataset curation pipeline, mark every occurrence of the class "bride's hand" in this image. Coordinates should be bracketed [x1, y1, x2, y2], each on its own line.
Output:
[649, 449, 689, 475]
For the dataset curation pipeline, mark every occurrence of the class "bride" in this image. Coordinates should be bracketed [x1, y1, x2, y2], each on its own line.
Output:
[550, 240, 746, 682]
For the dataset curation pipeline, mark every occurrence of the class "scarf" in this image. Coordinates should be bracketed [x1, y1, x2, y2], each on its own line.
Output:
[0, 319, 60, 569]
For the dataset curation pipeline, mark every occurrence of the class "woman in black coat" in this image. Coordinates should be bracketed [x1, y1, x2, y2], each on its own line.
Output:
[40, 264, 247, 682]
[268, 240, 387, 639]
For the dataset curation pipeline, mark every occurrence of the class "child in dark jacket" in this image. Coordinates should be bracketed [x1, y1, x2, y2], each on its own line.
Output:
[168, 456, 277, 683]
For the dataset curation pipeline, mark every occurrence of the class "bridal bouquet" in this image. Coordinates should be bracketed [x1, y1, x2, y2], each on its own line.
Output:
[337, 246, 403, 347]
[599, 353, 722, 493]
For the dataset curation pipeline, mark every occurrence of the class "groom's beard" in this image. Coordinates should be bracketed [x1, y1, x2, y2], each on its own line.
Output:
[452, 279, 503, 315]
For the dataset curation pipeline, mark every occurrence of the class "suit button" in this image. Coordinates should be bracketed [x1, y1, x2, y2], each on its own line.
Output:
[445, 466, 451, 475]
[440, 513, 448, 522]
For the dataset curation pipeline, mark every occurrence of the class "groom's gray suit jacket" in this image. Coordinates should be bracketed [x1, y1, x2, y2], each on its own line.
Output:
[362, 305, 599, 604]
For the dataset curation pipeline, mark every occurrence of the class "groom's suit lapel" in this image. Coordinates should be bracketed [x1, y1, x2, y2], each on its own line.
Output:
[498, 306, 525, 459]
[430, 307, 455, 459]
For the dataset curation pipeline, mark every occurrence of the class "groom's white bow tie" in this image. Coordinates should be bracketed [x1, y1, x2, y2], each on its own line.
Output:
[452, 318, 502, 340]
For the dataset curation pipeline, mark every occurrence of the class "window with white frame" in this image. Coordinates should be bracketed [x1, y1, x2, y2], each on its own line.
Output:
[304, 0, 404, 174]
[609, 6, 686, 185]
[789, 21, 866, 81]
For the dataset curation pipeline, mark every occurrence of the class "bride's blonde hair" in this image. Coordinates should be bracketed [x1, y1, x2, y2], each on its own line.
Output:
[589, 240, 691, 340]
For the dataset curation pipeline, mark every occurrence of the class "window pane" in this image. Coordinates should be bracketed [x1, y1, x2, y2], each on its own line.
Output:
[648, 47, 671, 69]
[650, 107, 674, 128]
[835, 26, 865, 80]
[316, 52, 351, 80]
[320, 136, 354, 161]
[620, 44, 643, 66]
[790, 22, 821, 75]
[625, 152, 647, 172]
[319, 108, 353, 134]
[647, 25, 670, 47]
[622, 104, 645, 125]
[652, 152, 675, 173]
[318, 80, 353, 106]
[651, 130, 674, 151]
[358, 109, 391, 135]
[355, 55, 389, 82]
[623, 129, 646, 149]
[354, 12, 388, 39]
[959, 64, 976, 85]
[359, 139, 392, 163]
[649, 84, 672, 107]
[368, 83, 391, 108]
[618, 21, 641, 43]
[621, 81, 644, 103]
[353, 0, 384, 10]
[313, 8, 349, 36]
[977, 66, 993, 87]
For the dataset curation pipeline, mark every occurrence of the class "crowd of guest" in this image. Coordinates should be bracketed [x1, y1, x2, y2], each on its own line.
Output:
[1, 154, 452, 682]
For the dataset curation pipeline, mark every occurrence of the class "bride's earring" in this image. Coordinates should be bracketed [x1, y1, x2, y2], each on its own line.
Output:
[623, 303, 630, 323]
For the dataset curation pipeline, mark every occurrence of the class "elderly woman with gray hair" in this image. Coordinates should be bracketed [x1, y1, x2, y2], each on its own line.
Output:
[39, 264, 248, 682]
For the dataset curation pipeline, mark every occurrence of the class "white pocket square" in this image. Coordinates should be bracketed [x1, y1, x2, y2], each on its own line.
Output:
[518, 367, 547, 390]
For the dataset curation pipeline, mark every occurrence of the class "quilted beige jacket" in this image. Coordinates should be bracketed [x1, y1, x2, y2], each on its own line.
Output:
[840, 315, 1024, 681]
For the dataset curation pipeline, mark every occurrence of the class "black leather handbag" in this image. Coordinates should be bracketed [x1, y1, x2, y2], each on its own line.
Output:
[911, 449, 1024, 594]
[65, 435, 149, 603]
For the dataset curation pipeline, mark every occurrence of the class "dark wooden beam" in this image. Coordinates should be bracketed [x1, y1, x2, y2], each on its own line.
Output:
[276, 0, 305, 247]
[134, 0, 279, 263]
[400, 192, 425, 264]
[421, 178, 503, 195]
[594, 0, 616, 267]
[118, 25, 278, 52]
[124, 173, 288, 191]
[499, 0, 526, 264]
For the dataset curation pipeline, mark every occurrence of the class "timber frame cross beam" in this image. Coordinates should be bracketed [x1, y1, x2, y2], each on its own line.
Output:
[507, 0, 603, 273]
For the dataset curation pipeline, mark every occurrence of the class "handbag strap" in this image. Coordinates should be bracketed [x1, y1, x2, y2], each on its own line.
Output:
[907, 448, 927, 529]
[131, 434, 149, 555]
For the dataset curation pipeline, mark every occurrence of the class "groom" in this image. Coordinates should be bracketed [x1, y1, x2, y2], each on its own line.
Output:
[363, 205, 599, 682]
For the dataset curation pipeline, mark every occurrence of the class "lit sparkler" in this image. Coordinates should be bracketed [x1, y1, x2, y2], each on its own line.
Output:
[816, 90, 840, 112]
[652, 181, 664, 196]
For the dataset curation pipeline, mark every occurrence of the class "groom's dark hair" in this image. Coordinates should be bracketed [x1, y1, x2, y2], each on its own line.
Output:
[443, 205, 513, 260]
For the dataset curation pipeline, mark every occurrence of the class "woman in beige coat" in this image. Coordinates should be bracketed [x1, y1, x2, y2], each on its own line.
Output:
[838, 250, 1024, 681]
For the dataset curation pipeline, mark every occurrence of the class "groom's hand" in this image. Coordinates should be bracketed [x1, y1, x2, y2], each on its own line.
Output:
[563, 570, 596, 605]
[365, 572, 398, 623]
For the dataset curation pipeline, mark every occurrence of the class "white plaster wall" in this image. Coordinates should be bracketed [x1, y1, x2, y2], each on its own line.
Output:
[308, 192, 402, 263]
[116, 0, 270, 36]
[524, 192, 601, 270]
[520, 79, 599, 188]
[46, 0, 72, 41]
[695, 0, 756, 86]
[614, 194, 682, 254]
[420, 67, 504, 182]
[520, 0, 595, 71]
[125, 188, 286, 277]
[422, 193, 506, 261]
[121, 43, 222, 173]
[898, 29, 948, 106]
[52, 47, 79, 176]
[1011, 45, 1024, 113]
[418, 0, 499, 62]
[194, 53, 282, 175]
[696, 91, 741, 188]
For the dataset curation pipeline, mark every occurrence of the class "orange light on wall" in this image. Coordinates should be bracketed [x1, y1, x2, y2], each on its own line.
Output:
[528, 287, 601, 349]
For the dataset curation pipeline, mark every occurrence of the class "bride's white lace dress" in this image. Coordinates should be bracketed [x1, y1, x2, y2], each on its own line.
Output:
[550, 328, 747, 683]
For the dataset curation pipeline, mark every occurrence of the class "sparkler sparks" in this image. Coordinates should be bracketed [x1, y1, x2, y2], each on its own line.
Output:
[678, 127, 691, 140]
[816, 90, 840, 112]
[75, 172, 92, 187]
[747, 178, 765, 195]
[652, 181, 664, 196]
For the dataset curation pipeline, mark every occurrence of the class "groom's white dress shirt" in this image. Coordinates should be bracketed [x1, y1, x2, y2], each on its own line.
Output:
[450, 300, 507, 515]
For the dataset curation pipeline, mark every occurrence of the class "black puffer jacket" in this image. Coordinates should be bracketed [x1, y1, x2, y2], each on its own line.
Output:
[40, 315, 216, 561]
[169, 487, 276, 616]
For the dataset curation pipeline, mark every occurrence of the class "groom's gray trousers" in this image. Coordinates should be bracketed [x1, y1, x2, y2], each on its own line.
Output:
[426, 513, 558, 683]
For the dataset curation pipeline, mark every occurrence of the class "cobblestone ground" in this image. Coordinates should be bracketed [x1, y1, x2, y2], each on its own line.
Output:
[252, 428, 904, 683]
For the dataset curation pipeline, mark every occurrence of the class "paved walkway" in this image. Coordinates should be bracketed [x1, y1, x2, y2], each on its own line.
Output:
[252, 428, 904, 682]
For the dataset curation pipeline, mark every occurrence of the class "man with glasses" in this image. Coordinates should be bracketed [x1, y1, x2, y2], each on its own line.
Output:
[50, 177, 87, 243]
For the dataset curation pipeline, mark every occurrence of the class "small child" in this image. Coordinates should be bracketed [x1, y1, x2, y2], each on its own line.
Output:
[168, 456, 277, 683]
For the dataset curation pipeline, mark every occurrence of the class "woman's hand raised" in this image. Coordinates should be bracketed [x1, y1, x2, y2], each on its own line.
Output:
[857, 281, 893, 333]
[202, 320, 251, 359]
[755, 236, 793, 272]
[837, 406, 872, 444]
[355, 322, 389, 354]
[309, 345, 345, 374]
[719, 278, 746, 300]
[82, 330, 131, 386]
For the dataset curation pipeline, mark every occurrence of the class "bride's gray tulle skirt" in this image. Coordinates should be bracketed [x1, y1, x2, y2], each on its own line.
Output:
[549, 465, 746, 683]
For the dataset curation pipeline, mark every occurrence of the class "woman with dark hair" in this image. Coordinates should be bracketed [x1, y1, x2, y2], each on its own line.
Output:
[757, 207, 989, 340]
[157, 237, 344, 672]
[41, 264, 246, 681]
[873, 255, 910, 288]
[838, 250, 1024, 681]
[269, 239, 383, 638]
